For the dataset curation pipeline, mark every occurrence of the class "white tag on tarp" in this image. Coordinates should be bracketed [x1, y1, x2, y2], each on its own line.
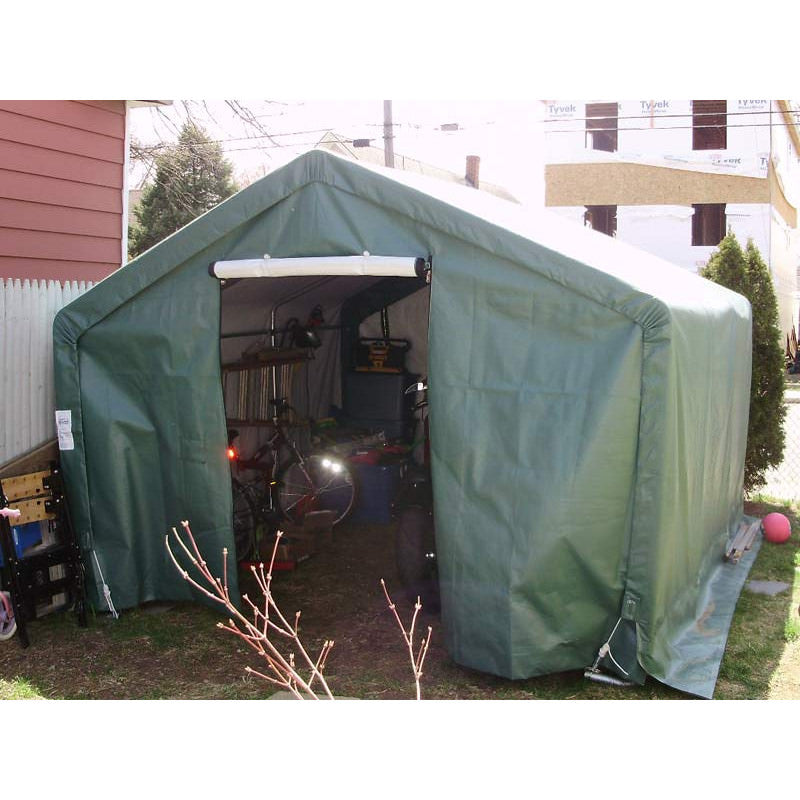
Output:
[55, 409, 74, 451]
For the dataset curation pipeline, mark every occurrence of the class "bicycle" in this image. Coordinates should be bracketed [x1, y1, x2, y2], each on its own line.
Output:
[228, 399, 356, 562]
[392, 379, 439, 611]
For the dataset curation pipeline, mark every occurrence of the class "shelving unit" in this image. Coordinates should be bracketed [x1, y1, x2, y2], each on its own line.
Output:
[0, 462, 87, 647]
[223, 347, 312, 426]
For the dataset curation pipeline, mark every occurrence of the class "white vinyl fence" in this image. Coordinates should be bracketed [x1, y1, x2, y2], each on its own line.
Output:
[1, 278, 94, 465]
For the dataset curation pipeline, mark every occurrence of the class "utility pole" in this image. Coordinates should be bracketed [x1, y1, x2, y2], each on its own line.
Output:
[383, 100, 395, 168]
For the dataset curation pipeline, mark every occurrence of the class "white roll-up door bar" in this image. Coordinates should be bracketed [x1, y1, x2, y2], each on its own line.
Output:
[209, 254, 429, 280]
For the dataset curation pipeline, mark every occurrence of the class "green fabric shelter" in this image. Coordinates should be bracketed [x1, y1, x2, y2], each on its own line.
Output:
[53, 150, 754, 697]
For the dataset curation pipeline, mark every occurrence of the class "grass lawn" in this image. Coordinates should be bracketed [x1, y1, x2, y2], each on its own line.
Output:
[1, 498, 798, 702]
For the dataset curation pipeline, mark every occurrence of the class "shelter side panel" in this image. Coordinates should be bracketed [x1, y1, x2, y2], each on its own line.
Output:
[429, 245, 643, 678]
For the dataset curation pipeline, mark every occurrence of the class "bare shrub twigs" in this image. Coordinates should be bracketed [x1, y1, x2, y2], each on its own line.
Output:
[381, 579, 432, 701]
[166, 520, 433, 699]
[166, 521, 334, 699]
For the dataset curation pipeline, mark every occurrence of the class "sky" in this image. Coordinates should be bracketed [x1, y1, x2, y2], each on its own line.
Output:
[128, 99, 547, 206]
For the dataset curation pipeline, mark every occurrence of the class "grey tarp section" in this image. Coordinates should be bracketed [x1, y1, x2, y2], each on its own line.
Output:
[53, 149, 753, 697]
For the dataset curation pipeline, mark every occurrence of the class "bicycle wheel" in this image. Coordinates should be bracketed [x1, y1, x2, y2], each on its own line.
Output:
[232, 479, 258, 562]
[277, 455, 356, 526]
[0, 591, 16, 641]
[395, 506, 439, 611]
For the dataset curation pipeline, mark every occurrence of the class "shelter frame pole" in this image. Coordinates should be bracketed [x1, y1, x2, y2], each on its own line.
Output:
[268, 277, 335, 406]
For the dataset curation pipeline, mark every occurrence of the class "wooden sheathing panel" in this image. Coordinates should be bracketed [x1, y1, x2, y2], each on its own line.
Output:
[545, 162, 769, 207]
[768, 161, 798, 228]
[0, 440, 59, 479]
[777, 101, 800, 160]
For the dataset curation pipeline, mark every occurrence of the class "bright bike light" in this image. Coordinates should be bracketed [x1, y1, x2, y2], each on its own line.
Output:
[321, 458, 332, 468]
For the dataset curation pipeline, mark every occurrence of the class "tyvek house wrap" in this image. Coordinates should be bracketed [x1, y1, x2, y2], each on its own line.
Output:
[53, 150, 753, 697]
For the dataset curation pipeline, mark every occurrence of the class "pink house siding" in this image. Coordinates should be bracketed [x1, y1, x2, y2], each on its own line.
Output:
[0, 100, 126, 282]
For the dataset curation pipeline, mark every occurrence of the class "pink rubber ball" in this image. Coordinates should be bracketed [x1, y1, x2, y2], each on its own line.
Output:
[762, 512, 792, 544]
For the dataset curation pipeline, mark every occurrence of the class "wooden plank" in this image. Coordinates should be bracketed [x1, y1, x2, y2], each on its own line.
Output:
[725, 520, 748, 560]
[726, 525, 748, 561]
[0, 440, 58, 479]
[726, 520, 762, 563]
[0, 470, 52, 502]
[223, 348, 312, 371]
[6, 497, 56, 526]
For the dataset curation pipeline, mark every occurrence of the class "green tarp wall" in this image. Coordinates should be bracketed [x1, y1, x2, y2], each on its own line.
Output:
[53, 150, 753, 697]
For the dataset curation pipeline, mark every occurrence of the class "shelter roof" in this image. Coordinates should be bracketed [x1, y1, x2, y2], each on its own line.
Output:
[316, 131, 520, 203]
[67, 148, 750, 339]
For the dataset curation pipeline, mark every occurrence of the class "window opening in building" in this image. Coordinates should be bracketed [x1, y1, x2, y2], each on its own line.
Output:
[692, 100, 727, 150]
[584, 205, 617, 237]
[692, 204, 726, 246]
[585, 102, 618, 152]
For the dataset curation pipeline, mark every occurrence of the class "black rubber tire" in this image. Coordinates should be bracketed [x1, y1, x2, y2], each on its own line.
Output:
[277, 455, 356, 526]
[0, 591, 17, 641]
[232, 480, 258, 562]
[395, 506, 439, 611]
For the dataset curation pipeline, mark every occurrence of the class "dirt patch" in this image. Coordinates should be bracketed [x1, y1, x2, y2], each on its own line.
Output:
[3, 510, 793, 700]
[1, 520, 633, 700]
[214, 521, 682, 700]
[241, 521, 447, 699]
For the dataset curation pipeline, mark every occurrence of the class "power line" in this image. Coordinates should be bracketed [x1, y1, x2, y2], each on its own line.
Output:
[544, 121, 800, 135]
[543, 107, 788, 124]
[129, 103, 800, 168]
[132, 118, 800, 158]
[134, 127, 340, 151]
[133, 113, 800, 153]
[134, 120, 478, 152]
[137, 101, 798, 146]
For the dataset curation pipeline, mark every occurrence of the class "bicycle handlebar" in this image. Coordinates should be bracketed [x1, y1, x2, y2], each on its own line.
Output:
[404, 379, 427, 395]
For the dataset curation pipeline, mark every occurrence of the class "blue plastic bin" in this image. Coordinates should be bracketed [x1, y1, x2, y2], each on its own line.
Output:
[0, 521, 44, 567]
[348, 459, 405, 524]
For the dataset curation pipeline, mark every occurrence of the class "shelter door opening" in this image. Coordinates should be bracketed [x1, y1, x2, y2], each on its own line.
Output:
[218, 270, 431, 575]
